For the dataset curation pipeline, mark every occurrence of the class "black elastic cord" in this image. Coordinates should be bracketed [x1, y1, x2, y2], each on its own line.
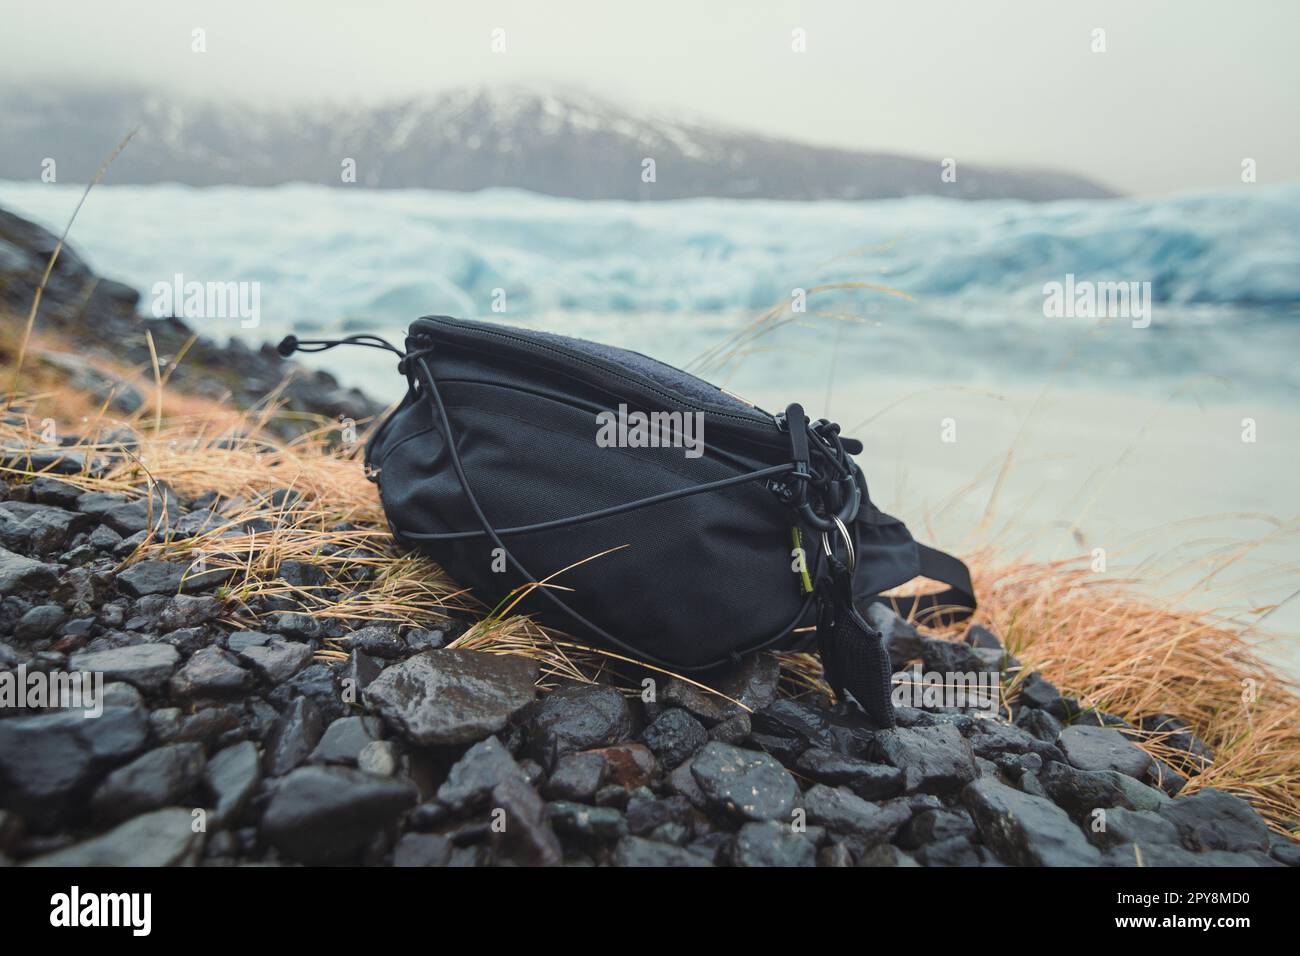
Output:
[411, 354, 816, 673]
[398, 461, 796, 541]
[278, 334, 405, 359]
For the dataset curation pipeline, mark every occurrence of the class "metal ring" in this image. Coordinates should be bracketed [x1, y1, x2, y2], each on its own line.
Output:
[820, 515, 856, 571]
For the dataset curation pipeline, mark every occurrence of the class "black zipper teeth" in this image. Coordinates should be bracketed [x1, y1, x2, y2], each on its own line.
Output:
[420, 318, 779, 432]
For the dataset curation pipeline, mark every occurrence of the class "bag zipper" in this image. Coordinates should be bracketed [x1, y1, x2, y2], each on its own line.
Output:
[415, 316, 782, 436]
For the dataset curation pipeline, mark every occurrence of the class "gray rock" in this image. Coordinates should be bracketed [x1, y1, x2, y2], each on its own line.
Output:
[0, 807, 23, 854]
[0, 706, 148, 828]
[968, 719, 1061, 760]
[205, 740, 261, 827]
[436, 735, 527, 812]
[525, 684, 632, 764]
[490, 773, 562, 865]
[1040, 761, 1169, 820]
[612, 835, 714, 867]
[69, 643, 179, 693]
[263, 696, 324, 777]
[156, 595, 220, 632]
[803, 784, 911, 843]
[24, 807, 205, 866]
[913, 836, 983, 866]
[15, 604, 66, 640]
[1016, 672, 1062, 710]
[661, 653, 781, 724]
[403, 627, 445, 652]
[873, 723, 978, 793]
[963, 777, 1101, 865]
[345, 624, 407, 659]
[169, 646, 252, 699]
[690, 741, 800, 822]
[76, 490, 181, 536]
[707, 713, 751, 745]
[277, 559, 328, 588]
[625, 794, 693, 836]
[921, 636, 997, 674]
[357, 740, 400, 776]
[641, 708, 708, 769]
[0, 546, 59, 595]
[1087, 807, 1182, 850]
[158, 627, 207, 657]
[392, 832, 452, 867]
[149, 707, 184, 743]
[310, 715, 385, 766]
[1107, 843, 1280, 867]
[340, 649, 381, 701]
[730, 820, 816, 867]
[91, 742, 207, 823]
[963, 624, 1003, 650]
[1158, 788, 1271, 853]
[542, 751, 607, 802]
[1138, 714, 1214, 770]
[226, 630, 273, 654]
[237, 637, 314, 683]
[795, 747, 905, 800]
[266, 611, 321, 640]
[272, 662, 348, 724]
[261, 765, 417, 864]
[118, 559, 226, 597]
[864, 603, 924, 662]
[750, 698, 877, 761]
[1015, 706, 1064, 742]
[1145, 757, 1189, 796]
[548, 801, 627, 840]
[1058, 724, 1152, 779]
[0, 502, 92, 557]
[364, 649, 538, 746]
[28, 476, 82, 509]
[667, 760, 710, 810]
[897, 807, 979, 849]
[857, 843, 921, 867]
[87, 524, 123, 552]
[101, 681, 144, 710]
[1270, 839, 1300, 867]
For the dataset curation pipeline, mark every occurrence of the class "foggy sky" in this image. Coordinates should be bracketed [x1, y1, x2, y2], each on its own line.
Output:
[3, 0, 1297, 195]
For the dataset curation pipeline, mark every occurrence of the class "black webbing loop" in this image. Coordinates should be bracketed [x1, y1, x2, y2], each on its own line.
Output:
[877, 543, 977, 628]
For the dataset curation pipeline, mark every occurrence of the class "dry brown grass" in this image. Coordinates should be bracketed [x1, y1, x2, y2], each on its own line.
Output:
[966, 554, 1299, 831]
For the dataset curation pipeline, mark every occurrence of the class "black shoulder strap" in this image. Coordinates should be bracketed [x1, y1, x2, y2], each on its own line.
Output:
[876, 542, 976, 627]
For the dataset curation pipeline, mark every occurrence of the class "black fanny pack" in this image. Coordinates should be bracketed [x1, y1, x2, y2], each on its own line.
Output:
[282, 316, 975, 727]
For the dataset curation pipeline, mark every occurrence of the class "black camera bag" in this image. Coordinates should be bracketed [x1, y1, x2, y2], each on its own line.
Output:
[282, 316, 975, 727]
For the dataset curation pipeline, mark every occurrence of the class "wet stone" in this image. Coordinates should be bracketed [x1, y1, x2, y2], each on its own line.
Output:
[1058, 724, 1153, 779]
[263, 697, 325, 777]
[963, 777, 1100, 866]
[260, 765, 416, 865]
[69, 643, 179, 693]
[310, 715, 385, 766]
[542, 751, 607, 803]
[436, 735, 527, 813]
[873, 723, 978, 794]
[641, 707, 708, 769]
[730, 820, 816, 867]
[365, 649, 538, 747]
[169, 646, 252, 700]
[91, 742, 207, 824]
[690, 741, 801, 822]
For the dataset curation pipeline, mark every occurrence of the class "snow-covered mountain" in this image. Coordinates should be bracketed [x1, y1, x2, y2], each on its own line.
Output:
[0, 86, 1117, 201]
